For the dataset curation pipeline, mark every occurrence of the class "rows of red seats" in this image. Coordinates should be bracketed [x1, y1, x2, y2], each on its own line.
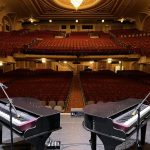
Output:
[0, 30, 149, 56]
[118, 37, 150, 56]
[0, 31, 36, 56]
[0, 69, 73, 107]
[26, 37, 128, 55]
[110, 29, 150, 38]
[80, 70, 150, 103]
[110, 29, 150, 56]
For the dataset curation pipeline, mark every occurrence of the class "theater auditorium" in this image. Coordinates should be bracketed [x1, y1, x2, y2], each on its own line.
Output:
[0, 0, 150, 150]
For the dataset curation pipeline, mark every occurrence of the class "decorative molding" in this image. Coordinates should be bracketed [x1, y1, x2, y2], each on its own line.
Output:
[5, 0, 150, 20]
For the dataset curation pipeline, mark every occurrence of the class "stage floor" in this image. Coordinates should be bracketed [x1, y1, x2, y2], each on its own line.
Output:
[0, 113, 150, 150]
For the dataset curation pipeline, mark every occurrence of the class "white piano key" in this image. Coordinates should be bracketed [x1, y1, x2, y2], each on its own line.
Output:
[113, 104, 150, 131]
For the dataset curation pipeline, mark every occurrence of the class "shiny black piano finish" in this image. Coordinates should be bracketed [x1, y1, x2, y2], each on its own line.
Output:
[83, 98, 150, 150]
[0, 97, 61, 150]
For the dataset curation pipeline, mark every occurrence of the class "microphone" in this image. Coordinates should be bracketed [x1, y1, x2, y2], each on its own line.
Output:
[0, 83, 21, 118]
[132, 92, 150, 116]
[0, 83, 8, 89]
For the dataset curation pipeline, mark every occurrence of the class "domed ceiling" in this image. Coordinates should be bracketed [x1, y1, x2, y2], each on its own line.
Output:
[1, 0, 150, 21]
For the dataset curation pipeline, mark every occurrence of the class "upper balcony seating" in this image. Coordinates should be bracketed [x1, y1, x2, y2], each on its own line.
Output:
[0, 30, 149, 56]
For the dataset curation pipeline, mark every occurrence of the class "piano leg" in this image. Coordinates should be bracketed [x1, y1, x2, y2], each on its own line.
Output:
[27, 132, 51, 150]
[141, 123, 147, 145]
[90, 132, 97, 150]
[97, 134, 122, 150]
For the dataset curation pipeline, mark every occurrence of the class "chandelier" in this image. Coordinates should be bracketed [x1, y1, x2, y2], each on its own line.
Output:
[70, 0, 84, 9]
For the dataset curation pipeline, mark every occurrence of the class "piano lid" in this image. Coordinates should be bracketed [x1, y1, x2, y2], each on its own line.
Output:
[0, 97, 59, 117]
[83, 98, 142, 118]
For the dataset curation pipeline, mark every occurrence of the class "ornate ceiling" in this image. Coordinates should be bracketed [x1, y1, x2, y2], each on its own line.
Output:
[53, 0, 101, 10]
[1, 0, 150, 21]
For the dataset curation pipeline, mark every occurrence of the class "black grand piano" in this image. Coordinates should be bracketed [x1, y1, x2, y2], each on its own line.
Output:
[83, 98, 150, 150]
[0, 97, 61, 150]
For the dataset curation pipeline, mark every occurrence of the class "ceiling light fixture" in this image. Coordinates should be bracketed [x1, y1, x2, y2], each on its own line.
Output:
[120, 18, 125, 23]
[63, 61, 67, 64]
[28, 16, 37, 23]
[107, 58, 112, 64]
[0, 61, 3, 66]
[49, 19, 52, 23]
[41, 58, 47, 63]
[71, 0, 84, 10]
[75, 19, 79, 23]
[89, 61, 94, 64]
[29, 17, 34, 23]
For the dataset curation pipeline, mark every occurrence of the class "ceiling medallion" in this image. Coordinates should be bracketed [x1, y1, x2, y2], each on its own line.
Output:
[53, 0, 101, 10]
[71, 0, 84, 10]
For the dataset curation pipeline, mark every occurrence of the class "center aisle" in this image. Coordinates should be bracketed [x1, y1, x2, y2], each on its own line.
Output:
[66, 74, 85, 112]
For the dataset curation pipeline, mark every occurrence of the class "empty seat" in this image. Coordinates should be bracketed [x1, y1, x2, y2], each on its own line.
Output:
[40, 101, 47, 106]
[54, 105, 64, 112]
[45, 105, 52, 109]
[48, 101, 56, 108]
[86, 101, 95, 105]
[57, 100, 65, 108]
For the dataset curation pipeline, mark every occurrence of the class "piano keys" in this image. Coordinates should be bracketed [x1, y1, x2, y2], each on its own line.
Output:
[83, 98, 150, 150]
[0, 97, 61, 150]
[113, 104, 150, 132]
[0, 102, 37, 132]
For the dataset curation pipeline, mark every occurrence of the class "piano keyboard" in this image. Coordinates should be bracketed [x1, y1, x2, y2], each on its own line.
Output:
[113, 104, 150, 132]
[0, 103, 37, 132]
[0, 110, 28, 125]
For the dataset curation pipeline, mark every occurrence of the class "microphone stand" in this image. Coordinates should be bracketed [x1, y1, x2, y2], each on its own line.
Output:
[136, 107, 142, 150]
[135, 92, 150, 150]
[0, 83, 19, 150]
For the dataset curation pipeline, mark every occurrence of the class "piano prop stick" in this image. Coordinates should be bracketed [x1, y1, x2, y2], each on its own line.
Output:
[134, 92, 150, 150]
[0, 83, 19, 150]
[83, 97, 150, 150]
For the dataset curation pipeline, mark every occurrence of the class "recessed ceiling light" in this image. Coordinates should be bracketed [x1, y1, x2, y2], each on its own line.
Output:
[41, 58, 47, 63]
[0, 61, 3, 66]
[63, 61, 67, 64]
[107, 58, 112, 64]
